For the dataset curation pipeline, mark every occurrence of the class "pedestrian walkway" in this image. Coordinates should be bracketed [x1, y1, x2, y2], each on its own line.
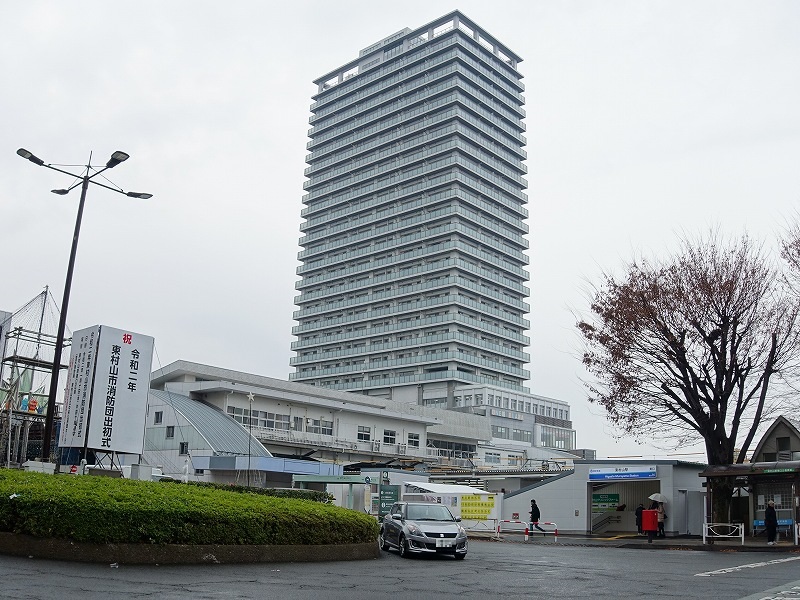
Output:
[471, 529, 800, 553]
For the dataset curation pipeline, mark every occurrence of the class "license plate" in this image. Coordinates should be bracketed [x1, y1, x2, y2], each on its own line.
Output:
[435, 538, 453, 547]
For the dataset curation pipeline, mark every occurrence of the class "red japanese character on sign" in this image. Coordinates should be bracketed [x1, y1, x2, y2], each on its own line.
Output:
[122, 334, 132, 344]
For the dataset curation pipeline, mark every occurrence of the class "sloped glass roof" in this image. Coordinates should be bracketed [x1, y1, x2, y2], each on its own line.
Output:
[149, 389, 271, 457]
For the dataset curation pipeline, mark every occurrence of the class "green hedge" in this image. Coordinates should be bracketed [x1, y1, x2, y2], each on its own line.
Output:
[0, 469, 378, 545]
[185, 480, 334, 504]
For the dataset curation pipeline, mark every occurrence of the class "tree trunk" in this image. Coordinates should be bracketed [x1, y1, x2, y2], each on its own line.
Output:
[710, 476, 735, 524]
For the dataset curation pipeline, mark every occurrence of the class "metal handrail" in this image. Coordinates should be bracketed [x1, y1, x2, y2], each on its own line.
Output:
[702, 522, 744, 545]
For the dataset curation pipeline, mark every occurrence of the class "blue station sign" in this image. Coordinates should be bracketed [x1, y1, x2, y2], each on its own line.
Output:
[589, 466, 657, 481]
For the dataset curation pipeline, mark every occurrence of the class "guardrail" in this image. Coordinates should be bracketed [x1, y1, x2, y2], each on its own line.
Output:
[496, 520, 558, 542]
[462, 519, 498, 534]
[703, 522, 744, 545]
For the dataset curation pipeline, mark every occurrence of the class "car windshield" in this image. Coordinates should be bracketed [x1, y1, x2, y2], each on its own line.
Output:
[406, 505, 455, 521]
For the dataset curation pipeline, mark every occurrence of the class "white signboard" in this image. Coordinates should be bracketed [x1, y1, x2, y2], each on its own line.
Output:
[60, 326, 100, 448]
[59, 325, 154, 454]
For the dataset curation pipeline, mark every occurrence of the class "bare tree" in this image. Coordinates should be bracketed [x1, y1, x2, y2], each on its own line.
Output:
[577, 232, 800, 521]
[781, 216, 800, 282]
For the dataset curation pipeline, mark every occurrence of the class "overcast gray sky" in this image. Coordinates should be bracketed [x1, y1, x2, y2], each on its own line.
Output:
[3, 1, 799, 460]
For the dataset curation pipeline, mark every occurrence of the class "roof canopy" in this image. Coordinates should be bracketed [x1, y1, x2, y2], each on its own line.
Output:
[699, 461, 800, 478]
[404, 482, 490, 495]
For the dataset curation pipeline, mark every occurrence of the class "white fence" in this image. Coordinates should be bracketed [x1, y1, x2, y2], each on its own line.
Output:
[702, 522, 744, 545]
[497, 519, 559, 542]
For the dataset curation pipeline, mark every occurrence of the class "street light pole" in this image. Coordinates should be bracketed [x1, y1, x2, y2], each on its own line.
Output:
[42, 175, 90, 461]
[16, 148, 152, 462]
[247, 391, 254, 487]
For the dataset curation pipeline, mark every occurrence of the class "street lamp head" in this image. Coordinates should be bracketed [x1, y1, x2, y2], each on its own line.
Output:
[17, 148, 44, 166]
[106, 151, 130, 169]
[126, 191, 153, 199]
[51, 189, 69, 195]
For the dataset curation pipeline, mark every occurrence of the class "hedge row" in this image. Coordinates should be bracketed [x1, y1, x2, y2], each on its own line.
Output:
[0, 469, 378, 546]
[184, 480, 334, 504]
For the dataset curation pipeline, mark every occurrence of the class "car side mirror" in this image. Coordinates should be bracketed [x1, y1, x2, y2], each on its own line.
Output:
[455, 517, 462, 522]
[392, 513, 403, 520]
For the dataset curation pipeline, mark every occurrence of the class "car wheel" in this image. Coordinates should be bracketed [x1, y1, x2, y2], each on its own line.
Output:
[379, 529, 390, 551]
[398, 534, 410, 558]
[455, 553, 466, 560]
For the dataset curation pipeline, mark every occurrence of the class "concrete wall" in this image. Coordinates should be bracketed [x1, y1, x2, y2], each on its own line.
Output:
[503, 461, 707, 535]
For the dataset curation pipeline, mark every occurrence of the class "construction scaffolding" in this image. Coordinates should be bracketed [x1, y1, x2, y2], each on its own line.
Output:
[0, 289, 69, 466]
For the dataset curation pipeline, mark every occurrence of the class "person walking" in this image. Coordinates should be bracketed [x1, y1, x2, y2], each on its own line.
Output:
[634, 503, 644, 535]
[656, 502, 666, 538]
[765, 500, 778, 545]
[529, 499, 546, 534]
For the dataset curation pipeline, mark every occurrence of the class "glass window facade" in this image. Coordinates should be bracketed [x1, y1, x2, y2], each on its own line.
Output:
[539, 425, 576, 450]
[291, 12, 529, 399]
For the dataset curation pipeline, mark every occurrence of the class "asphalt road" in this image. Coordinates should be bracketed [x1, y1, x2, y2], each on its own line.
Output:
[2, 540, 800, 599]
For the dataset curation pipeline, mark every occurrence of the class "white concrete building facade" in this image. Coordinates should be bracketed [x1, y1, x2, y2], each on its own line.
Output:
[501, 460, 707, 536]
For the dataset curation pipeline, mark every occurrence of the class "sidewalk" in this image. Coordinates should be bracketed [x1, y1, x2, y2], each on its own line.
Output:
[469, 529, 800, 552]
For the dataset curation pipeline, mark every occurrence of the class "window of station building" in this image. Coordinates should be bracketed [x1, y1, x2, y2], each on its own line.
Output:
[475, 394, 483, 405]
[293, 416, 304, 432]
[408, 432, 420, 448]
[266, 413, 291, 430]
[308, 418, 333, 436]
[777, 437, 791, 452]
[384, 429, 397, 444]
[424, 397, 447, 408]
[485, 452, 501, 464]
[358, 426, 371, 442]
[179, 442, 189, 455]
[491, 425, 510, 439]
[154, 411, 163, 425]
[194, 469, 205, 475]
[166, 426, 175, 439]
[512, 429, 532, 443]
[539, 425, 576, 450]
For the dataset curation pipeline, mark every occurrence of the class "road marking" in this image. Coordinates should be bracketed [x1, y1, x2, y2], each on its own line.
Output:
[736, 579, 800, 599]
[695, 556, 800, 577]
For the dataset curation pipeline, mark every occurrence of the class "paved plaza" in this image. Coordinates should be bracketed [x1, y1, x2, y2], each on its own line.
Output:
[2, 538, 800, 599]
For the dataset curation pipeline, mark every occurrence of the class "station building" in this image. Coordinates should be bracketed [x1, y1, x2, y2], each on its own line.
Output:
[501, 460, 707, 536]
[140, 360, 578, 492]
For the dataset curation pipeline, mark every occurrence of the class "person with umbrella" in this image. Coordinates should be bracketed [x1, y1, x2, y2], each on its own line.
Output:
[656, 502, 667, 537]
[648, 493, 667, 538]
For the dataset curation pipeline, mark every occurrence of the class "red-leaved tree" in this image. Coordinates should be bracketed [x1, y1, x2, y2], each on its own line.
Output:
[577, 232, 800, 521]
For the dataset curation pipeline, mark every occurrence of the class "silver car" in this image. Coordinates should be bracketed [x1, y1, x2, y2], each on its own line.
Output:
[379, 501, 468, 559]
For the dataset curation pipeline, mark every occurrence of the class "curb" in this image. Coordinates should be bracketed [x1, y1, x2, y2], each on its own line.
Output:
[482, 533, 800, 553]
[616, 542, 800, 553]
[0, 532, 381, 564]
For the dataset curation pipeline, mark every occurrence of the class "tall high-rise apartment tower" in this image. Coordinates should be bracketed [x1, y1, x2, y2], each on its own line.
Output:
[291, 12, 533, 413]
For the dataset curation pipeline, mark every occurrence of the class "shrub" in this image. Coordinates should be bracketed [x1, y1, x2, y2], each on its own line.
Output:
[185, 481, 334, 504]
[0, 469, 378, 545]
